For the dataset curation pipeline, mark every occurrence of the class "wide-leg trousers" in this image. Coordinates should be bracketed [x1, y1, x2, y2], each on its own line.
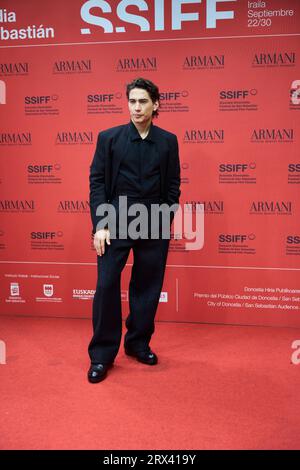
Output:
[88, 235, 170, 364]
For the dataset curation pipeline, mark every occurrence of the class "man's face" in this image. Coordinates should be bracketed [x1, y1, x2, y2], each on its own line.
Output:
[128, 88, 158, 125]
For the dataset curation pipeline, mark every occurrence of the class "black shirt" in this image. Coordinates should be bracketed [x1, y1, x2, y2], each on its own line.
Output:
[115, 120, 161, 200]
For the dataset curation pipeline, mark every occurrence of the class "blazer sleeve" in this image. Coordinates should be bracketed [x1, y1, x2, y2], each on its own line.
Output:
[167, 134, 181, 210]
[89, 132, 108, 234]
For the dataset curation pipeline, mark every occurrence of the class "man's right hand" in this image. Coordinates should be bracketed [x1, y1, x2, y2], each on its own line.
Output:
[93, 229, 111, 256]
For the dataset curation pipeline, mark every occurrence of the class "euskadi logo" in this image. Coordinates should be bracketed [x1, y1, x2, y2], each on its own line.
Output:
[80, 0, 237, 35]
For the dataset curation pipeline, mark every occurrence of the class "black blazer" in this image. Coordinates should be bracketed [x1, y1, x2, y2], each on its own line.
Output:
[89, 121, 181, 234]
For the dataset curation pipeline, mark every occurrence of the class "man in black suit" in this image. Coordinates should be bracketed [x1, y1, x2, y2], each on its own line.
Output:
[88, 78, 181, 383]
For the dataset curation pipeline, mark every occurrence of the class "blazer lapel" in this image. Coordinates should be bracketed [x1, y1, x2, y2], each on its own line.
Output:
[110, 124, 130, 198]
[152, 125, 168, 199]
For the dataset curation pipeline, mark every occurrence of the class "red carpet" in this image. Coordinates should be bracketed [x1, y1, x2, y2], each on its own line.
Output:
[0, 316, 300, 450]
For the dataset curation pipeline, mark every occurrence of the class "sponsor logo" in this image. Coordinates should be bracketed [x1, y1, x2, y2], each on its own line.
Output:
[0, 132, 31, 145]
[250, 201, 292, 215]
[183, 54, 224, 69]
[35, 284, 62, 303]
[73, 289, 95, 300]
[183, 129, 224, 144]
[185, 200, 224, 214]
[56, 131, 93, 145]
[252, 52, 296, 67]
[58, 200, 90, 213]
[6, 282, 26, 304]
[10, 282, 19, 296]
[43, 284, 53, 297]
[251, 128, 294, 143]
[0, 200, 35, 212]
[116, 57, 157, 72]
[53, 59, 92, 74]
[0, 62, 29, 76]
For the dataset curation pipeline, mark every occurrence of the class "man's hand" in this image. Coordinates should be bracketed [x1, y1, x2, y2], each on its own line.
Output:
[93, 229, 111, 256]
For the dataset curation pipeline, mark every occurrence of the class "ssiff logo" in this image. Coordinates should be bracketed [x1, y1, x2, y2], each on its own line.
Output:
[0, 80, 6, 104]
[80, 0, 237, 34]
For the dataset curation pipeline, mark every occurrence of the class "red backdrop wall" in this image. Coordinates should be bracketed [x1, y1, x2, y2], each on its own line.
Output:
[0, 0, 299, 327]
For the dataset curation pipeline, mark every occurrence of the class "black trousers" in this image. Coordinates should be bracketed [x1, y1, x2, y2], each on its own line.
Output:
[88, 235, 170, 364]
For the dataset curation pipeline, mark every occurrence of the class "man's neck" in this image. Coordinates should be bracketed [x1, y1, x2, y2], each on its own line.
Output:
[131, 119, 152, 139]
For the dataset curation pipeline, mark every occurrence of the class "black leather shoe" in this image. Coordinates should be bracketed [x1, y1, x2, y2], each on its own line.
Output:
[125, 348, 158, 365]
[87, 363, 112, 383]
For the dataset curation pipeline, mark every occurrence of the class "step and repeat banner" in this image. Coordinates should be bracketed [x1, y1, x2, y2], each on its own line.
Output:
[0, 0, 299, 326]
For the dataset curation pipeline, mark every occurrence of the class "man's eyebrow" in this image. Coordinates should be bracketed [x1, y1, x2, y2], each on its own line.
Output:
[129, 98, 149, 101]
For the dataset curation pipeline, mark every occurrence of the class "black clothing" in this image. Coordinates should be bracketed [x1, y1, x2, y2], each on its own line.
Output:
[115, 121, 161, 199]
[88, 120, 180, 364]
